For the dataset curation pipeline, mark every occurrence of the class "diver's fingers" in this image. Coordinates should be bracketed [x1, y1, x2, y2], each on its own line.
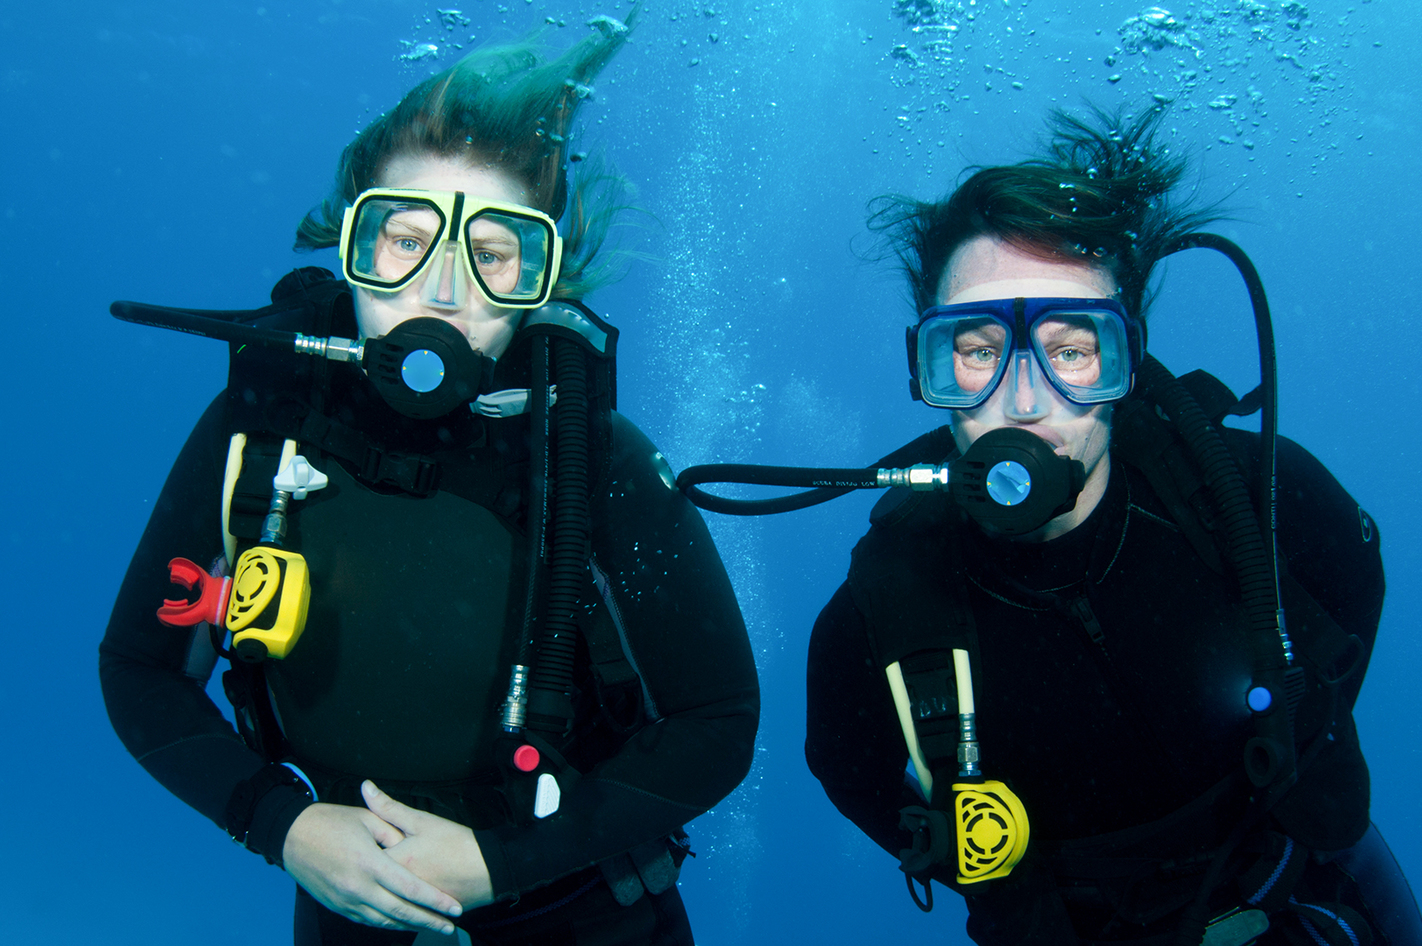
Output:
[282, 803, 458, 932]
[342, 883, 460, 934]
[362, 780, 436, 835]
[368, 850, 466, 920]
[357, 806, 407, 850]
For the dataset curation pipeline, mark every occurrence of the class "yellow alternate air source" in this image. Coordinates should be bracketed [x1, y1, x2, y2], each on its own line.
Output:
[886, 648, 1031, 885]
[226, 546, 311, 659]
[952, 780, 1030, 883]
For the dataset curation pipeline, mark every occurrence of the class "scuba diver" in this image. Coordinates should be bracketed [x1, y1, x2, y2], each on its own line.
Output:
[99, 20, 758, 946]
[679, 107, 1417, 945]
[799, 108, 1418, 946]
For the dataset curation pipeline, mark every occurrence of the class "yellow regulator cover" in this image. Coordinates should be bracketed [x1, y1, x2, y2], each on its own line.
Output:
[952, 780, 1030, 884]
[225, 547, 311, 659]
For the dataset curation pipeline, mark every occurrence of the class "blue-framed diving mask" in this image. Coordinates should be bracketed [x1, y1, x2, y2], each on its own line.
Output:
[906, 297, 1146, 410]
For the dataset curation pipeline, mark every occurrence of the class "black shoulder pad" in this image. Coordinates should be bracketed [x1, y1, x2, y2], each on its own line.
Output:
[869, 487, 919, 528]
[270, 266, 338, 304]
[1176, 368, 1249, 426]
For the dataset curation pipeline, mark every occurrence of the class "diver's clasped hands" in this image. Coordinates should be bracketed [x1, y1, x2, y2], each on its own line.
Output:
[281, 779, 495, 934]
[362, 780, 497, 912]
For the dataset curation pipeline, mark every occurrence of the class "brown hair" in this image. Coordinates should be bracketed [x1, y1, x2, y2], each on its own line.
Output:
[872, 106, 1222, 320]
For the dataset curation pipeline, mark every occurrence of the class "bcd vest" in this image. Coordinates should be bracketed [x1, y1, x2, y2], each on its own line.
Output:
[215, 268, 644, 832]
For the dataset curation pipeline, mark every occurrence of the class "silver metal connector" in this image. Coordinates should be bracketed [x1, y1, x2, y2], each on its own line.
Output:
[877, 464, 950, 491]
[293, 333, 364, 364]
[259, 490, 292, 545]
[958, 712, 981, 778]
[501, 664, 531, 733]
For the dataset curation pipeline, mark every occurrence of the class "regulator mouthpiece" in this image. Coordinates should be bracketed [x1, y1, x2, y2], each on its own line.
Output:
[949, 427, 1086, 535]
[363, 317, 494, 419]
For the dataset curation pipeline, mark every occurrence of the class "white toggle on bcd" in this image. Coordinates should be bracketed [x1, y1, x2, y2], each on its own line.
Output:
[274, 455, 330, 500]
[533, 772, 561, 819]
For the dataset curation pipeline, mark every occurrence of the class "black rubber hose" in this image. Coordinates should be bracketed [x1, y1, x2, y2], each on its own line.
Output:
[516, 335, 551, 682]
[677, 431, 958, 516]
[678, 464, 881, 516]
[1165, 232, 1279, 590]
[1148, 234, 1290, 946]
[526, 338, 591, 733]
[679, 464, 883, 489]
[110, 300, 301, 351]
[1136, 356, 1282, 666]
[681, 483, 859, 516]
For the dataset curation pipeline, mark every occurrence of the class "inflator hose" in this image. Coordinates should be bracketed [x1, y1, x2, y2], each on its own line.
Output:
[1136, 356, 1284, 673]
[514, 335, 552, 720]
[1151, 234, 1292, 946]
[525, 338, 592, 733]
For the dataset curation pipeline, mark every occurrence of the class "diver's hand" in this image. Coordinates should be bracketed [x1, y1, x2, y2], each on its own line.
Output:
[362, 780, 496, 912]
[282, 802, 465, 933]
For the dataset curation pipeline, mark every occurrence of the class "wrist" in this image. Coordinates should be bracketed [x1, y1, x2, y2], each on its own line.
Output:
[225, 763, 316, 866]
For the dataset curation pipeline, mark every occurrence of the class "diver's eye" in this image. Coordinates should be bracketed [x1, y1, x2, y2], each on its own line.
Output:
[474, 249, 502, 267]
[958, 346, 1000, 367]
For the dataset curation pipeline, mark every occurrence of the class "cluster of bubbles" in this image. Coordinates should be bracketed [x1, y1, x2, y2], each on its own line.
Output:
[1105, 2, 1351, 150]
[880, 0, 1367, 183]
[887, 0, 1019, 75]
[396, 8, 472, 65]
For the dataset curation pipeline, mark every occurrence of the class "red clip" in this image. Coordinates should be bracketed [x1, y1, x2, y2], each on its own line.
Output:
[158, 558, 231, 628]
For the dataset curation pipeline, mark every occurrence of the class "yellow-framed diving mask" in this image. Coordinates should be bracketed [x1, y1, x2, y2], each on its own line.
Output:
[339, 188, 564, 309]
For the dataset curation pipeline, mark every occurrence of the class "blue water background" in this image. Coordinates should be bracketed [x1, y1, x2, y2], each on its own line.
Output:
[2, 0, 1417, 942]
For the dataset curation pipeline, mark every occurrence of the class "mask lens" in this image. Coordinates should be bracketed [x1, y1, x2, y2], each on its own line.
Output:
[348, 198, 445, 289]
[466, 210, 554, 304]
[918, 315, 1011, 408]
[1029, 308, 1131, 403]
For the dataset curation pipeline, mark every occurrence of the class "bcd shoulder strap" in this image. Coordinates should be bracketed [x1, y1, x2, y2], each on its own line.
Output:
[850, 489, 981, 803]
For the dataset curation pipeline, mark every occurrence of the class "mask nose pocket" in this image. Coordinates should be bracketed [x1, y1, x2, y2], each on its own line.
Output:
[421, 241, 467, 309]
[1004, 350, 1052, 421]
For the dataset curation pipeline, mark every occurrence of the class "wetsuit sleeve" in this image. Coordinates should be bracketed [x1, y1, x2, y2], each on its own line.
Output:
[474, 412, 760, 898]
[98, 394, 312, 863]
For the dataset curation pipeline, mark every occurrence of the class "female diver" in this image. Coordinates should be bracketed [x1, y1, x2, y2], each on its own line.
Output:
[102, 21, 758, 946]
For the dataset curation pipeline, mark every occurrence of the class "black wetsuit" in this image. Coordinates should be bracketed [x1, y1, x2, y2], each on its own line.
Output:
[100, 303, 759, 944]
[807, 430, 1419, 945]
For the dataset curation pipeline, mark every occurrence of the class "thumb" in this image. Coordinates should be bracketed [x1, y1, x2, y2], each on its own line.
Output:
[362, 780, 426, 834]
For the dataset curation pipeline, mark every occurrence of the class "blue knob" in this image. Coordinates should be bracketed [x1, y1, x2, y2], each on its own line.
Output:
[986, 460, 1032, 507]
[1247, 686, 1273, 712]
